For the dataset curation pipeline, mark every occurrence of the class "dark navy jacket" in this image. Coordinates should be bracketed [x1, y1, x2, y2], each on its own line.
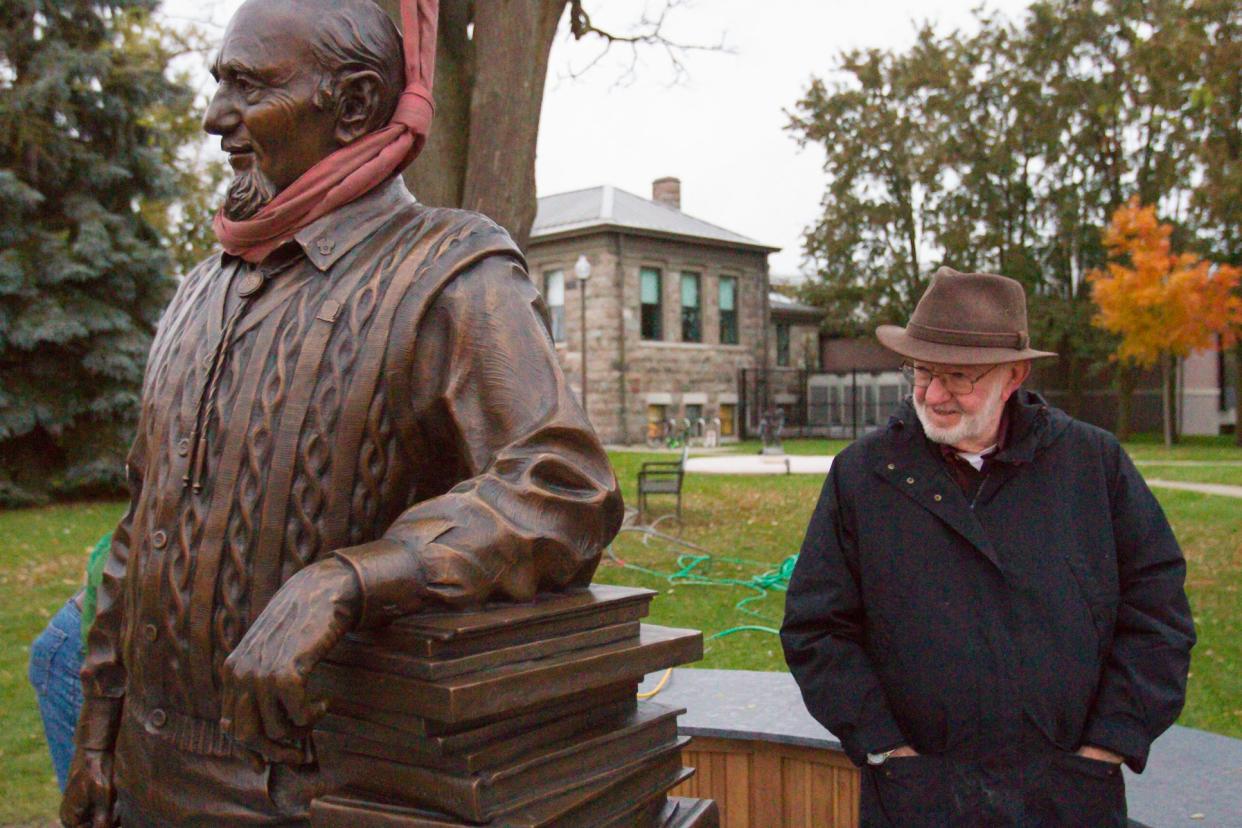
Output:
[781, 391, 1194, 773]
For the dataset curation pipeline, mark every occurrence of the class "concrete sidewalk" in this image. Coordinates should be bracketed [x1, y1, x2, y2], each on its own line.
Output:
[684, 454, 833, 475]
[679, 457, 1242, 497]
[1146, 479, 1242, 498]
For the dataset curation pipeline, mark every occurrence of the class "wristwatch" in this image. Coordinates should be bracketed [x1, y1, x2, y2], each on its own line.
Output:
[867, 748, 898, 765]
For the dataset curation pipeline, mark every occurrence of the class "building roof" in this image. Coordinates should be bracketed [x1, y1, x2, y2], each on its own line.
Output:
[820, 337, 904, 373]
[769, 292, 826, 321]
[530, 185, 780, 253]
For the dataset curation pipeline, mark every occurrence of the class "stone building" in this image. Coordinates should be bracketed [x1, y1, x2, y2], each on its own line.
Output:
[527, 177, 783, 444]
[762, 293, 827, 424]
[769, 293, 824, 373]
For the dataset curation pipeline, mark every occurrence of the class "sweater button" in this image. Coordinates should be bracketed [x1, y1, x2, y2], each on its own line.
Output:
[906, 477, 915, 485]
[176, 437, 191, 457]
[934, 493, 943, 502]
[887, 463, 896, 470]
[150, 709, 167, 729]
[151, 530, 168, 549]
[143, 623, 158, 642]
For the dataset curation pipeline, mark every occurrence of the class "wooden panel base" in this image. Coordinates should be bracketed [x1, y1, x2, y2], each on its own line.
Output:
[670, 737, 860, 827]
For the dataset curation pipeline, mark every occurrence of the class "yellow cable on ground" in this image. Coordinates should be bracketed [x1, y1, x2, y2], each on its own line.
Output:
[637, 667, 674, 699]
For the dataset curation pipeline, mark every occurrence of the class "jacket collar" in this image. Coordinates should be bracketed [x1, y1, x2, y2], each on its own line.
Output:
[221, 175, 417, 272]
[875, 388, 1064, 574]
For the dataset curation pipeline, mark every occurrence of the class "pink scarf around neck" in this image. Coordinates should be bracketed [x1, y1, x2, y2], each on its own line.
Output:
[213, 0, 438, 263]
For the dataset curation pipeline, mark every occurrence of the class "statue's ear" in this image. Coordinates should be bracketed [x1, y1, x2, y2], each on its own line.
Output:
[332, 69, 385, 145]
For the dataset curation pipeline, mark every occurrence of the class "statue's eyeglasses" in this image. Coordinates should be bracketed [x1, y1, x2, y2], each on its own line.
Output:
[900, 362, 999, 396]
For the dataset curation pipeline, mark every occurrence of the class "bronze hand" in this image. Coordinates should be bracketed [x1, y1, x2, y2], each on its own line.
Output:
[60, 747, 117, 828]
[220, 558, 361, 764]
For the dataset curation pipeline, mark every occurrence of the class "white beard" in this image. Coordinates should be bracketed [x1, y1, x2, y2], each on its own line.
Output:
[913, 379, 1007, 449]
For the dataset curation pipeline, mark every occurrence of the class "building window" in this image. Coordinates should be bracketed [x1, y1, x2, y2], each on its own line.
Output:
[809, 386, 829, 425]
[719, 403, 736, 436]
[680, 272, 701, 342]
[543, 269, 565, 343]
[776, 322, 791, 366]
[641, 267, 662, 340]
[863, 384, 878, 426]
[685, 403, 703, 424]
[719, 276, 738, 345]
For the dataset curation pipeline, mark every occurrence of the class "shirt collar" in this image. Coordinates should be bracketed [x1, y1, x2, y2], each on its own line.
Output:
[221, 175, 416, 272]
[293, 175, 416, 271]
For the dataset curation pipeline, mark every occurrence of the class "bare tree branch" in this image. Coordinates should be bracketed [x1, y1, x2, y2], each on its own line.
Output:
[564, 0, 730, 87]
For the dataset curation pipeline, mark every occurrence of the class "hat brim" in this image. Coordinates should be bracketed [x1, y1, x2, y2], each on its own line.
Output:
[876, 325, 1057, 366]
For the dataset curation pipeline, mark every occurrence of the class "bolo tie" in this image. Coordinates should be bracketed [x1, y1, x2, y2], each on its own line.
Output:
[182, 253, 302, 491]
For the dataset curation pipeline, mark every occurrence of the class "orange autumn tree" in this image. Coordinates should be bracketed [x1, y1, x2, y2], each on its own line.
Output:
[1088, 198, 1242, 446]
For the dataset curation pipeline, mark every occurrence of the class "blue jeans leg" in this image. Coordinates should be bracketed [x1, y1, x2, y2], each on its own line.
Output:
[28, 599, 85, 791]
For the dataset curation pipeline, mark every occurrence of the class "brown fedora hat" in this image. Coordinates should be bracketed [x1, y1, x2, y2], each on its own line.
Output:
[876, 267, 1057, 365]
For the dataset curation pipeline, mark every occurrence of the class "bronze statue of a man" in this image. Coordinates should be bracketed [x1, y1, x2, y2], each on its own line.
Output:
[60, 0, 622, 824]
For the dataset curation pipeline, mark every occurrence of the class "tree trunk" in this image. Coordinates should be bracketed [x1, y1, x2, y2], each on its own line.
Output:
[378, 0, 568, 250]
[1115, 362, 1133, 442]
[1065, 348, 1082, 418]
[400, 0, 474, 208]
[462, 0, 566, 248]
[1160, 351, 1174, 449]
[1170, 353, 1181, 444]
[1236, 340, 1242, 446]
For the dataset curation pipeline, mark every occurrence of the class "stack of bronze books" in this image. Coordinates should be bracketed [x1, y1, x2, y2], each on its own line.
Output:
[308, 585, 718, 827]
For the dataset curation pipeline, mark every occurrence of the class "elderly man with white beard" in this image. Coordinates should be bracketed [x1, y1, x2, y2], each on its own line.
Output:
[781, 268, 1194, 827]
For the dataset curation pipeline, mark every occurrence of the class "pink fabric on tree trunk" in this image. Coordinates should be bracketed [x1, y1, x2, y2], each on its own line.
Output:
[213, 0, 438, 263]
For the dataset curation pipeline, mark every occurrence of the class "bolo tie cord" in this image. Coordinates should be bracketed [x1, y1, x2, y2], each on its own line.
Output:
[184, 299, 246, 492]
[182, 255, 301, 492]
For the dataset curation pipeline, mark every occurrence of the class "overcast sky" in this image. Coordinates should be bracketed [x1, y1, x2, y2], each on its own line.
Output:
[161, 0, 1035, 276]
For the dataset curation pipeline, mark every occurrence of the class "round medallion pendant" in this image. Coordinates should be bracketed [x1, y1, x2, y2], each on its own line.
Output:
[237, 271, 264, 297]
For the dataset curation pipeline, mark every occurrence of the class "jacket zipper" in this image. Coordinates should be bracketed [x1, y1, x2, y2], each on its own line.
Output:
[969, 472, 991, 510]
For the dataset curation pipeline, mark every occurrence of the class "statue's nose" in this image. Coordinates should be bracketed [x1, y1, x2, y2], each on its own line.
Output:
[203, 89, 239, 137]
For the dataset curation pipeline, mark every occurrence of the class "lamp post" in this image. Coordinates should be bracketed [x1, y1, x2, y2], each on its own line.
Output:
[574, 254, 592, 420]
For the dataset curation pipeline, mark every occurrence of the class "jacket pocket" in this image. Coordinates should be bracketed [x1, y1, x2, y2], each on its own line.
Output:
[1058, 752, 1123, 780]
[864, 755, 952, 826]
[1039, 751, 1127, 826]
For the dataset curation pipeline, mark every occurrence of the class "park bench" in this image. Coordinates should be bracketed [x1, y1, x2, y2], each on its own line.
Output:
[637, 443, 689, 524]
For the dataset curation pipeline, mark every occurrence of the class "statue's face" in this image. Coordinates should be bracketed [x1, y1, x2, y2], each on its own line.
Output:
[204, 0, 339, 219]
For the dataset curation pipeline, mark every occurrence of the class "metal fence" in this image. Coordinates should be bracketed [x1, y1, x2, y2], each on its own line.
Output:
[739, 368, 912, 440]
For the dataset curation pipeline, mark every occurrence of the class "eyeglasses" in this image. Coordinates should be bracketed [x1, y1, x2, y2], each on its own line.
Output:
[900, 362, 1000, 396]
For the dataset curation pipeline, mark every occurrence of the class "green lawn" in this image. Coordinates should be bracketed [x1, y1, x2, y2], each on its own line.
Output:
[1, 438, 1239, 824]
[1134, 464, 1242, 487]
[0, 502, 128, 826]
[1124, 434, 1242, 462]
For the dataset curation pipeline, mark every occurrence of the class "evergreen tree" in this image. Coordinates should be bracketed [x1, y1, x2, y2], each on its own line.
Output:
[0, 0, 191, 504]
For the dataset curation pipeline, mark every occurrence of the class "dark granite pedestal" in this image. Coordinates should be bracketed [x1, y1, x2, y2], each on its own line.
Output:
[642, 669, 1242, 827]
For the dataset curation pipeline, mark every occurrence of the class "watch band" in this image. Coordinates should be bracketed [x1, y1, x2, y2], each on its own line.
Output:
[867, 748, 897, 765]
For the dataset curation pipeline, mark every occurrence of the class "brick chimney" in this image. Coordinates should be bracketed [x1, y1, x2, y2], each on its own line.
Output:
[652, 176, 681, 210]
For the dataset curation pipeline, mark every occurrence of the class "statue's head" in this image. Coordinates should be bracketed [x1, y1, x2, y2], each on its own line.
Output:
[204, 0, 405, 221]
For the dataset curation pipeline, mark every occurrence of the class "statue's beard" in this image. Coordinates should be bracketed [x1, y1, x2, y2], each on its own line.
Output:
[222, 168, 278, 222]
